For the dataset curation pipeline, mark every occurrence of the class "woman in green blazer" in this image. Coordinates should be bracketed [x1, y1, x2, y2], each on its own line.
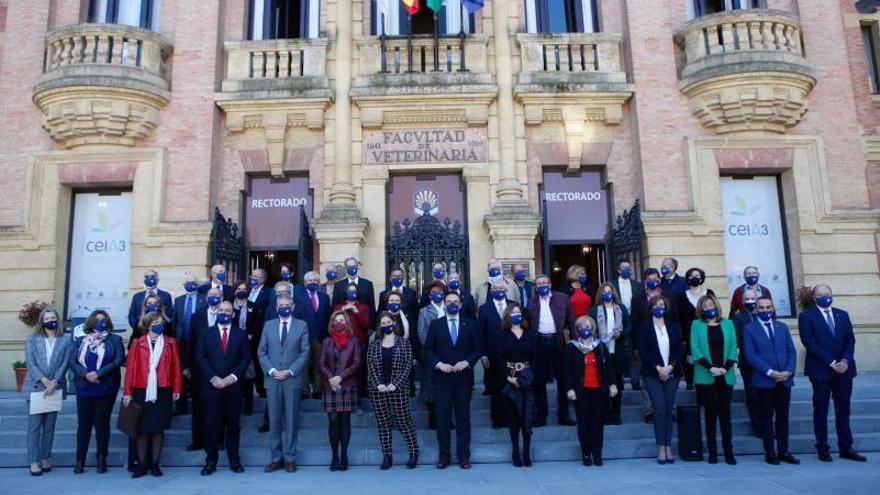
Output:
[690, 294, 738, 465]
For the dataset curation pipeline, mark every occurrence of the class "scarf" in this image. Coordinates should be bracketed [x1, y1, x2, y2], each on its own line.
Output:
[145, 335, 165, 403]
[331, 330, 349, 350]
[570, 338, 598, 354]
[595, 304, 623, 345]
[78, 331, 108, 370]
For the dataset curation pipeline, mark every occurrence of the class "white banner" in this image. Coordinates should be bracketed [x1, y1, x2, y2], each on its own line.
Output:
[720, 177, 792, 316]
[66, 192, 133, 330]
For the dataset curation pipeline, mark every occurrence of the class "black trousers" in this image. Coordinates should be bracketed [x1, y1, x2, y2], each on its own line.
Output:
[810, 374, 854, 451]
[757, 384, 791, 455]
[533, 336, 570, 421]
[607, 353, 625, 420]
[740, 365, 761, 434]
[190, 372, 206, 446]
[573, 388, 607, 459]
[434, 384, 472, 459]
[203, 384, 244, 464]
[697, 381, 733, 453]
[486, 360, 505, 427]
[176, 373, 192, 413]
[76, 393, 115, 461]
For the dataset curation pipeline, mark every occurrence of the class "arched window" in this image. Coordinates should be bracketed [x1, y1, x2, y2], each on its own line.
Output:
[525, 0, 599, 34]
[686, 0, 762, 20]
[248, 0, 320, 40]
[370, 0, 474, 36]
[88, 0, 159, 30]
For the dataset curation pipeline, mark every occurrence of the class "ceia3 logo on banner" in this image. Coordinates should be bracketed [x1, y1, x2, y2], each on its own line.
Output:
[85, 208, 128, 253]
[726, 195, 771, 237]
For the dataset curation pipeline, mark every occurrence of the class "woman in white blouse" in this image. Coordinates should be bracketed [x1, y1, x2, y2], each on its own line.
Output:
[636, 295, 685, 464]
[589, 283, 631, 425]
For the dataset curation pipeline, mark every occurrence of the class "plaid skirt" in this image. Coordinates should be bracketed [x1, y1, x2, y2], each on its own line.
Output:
[322, 385, 358, 413]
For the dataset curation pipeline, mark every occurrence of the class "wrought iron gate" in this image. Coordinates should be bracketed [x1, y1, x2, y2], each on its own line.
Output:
[297, 206, 314, 275]
[608, 199, 645, 278]
[386, 213, 469, 299]
[210, 207, 245, 283]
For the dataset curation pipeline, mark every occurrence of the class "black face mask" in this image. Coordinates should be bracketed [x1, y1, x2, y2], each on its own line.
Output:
[688, 276, 702, 287]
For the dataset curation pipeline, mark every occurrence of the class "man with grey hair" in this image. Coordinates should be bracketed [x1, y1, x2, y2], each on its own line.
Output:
[172, 272, 206, 415]
[210, 264, 233, 302]
[474, 259, 522, 308]
[244, 268, 271, 415]
[294, 271, 331, 398]
[127, 268, 173, 330]
[333, 256, 376, 320]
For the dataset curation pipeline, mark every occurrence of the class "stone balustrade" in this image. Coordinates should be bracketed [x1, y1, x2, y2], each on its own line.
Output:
[518, 33, 623, 75]
[356, 34, 490, 76]
[221, 38, 329, 95]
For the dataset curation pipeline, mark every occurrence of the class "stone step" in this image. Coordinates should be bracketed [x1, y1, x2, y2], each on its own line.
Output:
[1, 432, 878, 468]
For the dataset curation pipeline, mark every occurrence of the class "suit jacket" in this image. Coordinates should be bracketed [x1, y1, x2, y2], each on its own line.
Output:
[798, 306, 856, 380]
[477, 299, 516, 364]
[127, 288, 173, 330]
[636, 319, 685, 380]
[660, 274, 689, 299]
[23, 333, 73, 399]
[319, 337, 362, 388]
[333, 277, 377, 317]
[630, 290, 678, 341]
[563, 341, 612, 393]
[512, 280, 535, 309]
[196, 323, 251, 395]
[611, 277, 645, 313]
[379, 286, 419, 324]
[417, 303, 443, 355]
[257, 317, 310, 390]
[526, 291, 576, 349]
[213, 283, 234, 302]
[367, 336, 412, 390]
[293, 286, 332, 342]
[424, 316, 481, 388]
[728, 284, 772, 319]
[743, 319, 797, 389]
[244, 285, 271, 341]
[172, 292, 206, 361]
[186, 307, 217, 373]
[732, 310, 758, 371]
[474, 279, 522, 308]
[69, 333, 125, 392]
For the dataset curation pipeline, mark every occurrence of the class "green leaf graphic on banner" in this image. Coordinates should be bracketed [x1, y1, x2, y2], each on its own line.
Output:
[732, 195, 747, 216]
[98, 211, 109, 230]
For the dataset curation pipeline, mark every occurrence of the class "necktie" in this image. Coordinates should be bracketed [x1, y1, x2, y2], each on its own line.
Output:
[450, 319, 458, 346]
[221, 327, 229, 353]
[824, 310, 836, 337]
[765, 323, 776, 348]
[183, 295, 193, 338]
[497, 302, 504, 317]
[281, 320, 289, 346]
[310, 291, 318, 312]
[521, 286, 528, 308]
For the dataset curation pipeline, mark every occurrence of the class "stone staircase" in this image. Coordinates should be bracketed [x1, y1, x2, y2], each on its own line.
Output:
[2, 375, 879, 468]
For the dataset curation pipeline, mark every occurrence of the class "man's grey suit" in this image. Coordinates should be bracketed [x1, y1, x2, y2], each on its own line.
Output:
[258, 316, 310, 463]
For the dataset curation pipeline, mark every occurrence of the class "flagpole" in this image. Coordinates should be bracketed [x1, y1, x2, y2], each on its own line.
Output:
[407, 14, 414, 73]
[433, 13, 439, 72]
[380, 12, 387, 73]
[458, 4, 466, 72]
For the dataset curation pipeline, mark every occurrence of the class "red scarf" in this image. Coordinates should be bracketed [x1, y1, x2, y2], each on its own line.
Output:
[331, 330, 349, 349]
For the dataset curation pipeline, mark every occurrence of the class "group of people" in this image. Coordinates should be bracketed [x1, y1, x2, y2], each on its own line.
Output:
[21, 256, 868, 477]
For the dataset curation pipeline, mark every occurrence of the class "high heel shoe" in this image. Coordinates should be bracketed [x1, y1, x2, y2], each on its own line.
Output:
[406, 454, 418, 469]
[96, 455, 107, 473]
[380, 454, 393, 470]
[339, 452, 349, 471]
[330, 454, 340, 472]
[724, 451, 737, 465]
[522, 450, 532, 467]
[511, 452, 522, 467]
[708, 451, 718, 464]
[73, 460, 85, 474]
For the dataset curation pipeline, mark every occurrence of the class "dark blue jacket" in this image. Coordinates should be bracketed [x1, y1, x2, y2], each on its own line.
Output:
[293, 286, 332, 342]
[744, 318, 797, 389]
[196, 323, 251, 395]
[127, 288, 173, 330]
[636, 319, 685, 380]
[798, 306, 856, 380]
[172, 292, 206, 349]
[660, 274, 688, 300]
[424, 316, 482, 388]
[68, 333, 125, 392]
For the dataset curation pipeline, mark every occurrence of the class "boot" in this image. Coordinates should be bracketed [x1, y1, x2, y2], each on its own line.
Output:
[96, 455, 108, 473]
[73, 460, 85, 474]
[427, 403, 437, 430]
[522, 433, 532, 467]
[380, 454, 393, 470]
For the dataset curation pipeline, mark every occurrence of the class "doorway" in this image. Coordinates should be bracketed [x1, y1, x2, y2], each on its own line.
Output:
[249, 250, 298, 287]
[548, 243, 607, 293]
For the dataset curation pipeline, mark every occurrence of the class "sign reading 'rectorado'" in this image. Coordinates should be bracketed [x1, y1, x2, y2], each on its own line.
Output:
[364, 128, 487, 165]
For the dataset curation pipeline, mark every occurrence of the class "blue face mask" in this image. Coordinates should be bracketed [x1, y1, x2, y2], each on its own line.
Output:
[488, 268, 501, 278]
[388, 302, 401, 313]
[217, 313, 233, 325]
[510, 313, 523, 326]
[306, 282, 319, 292]
[620, 267, 632, 279]
[326, 270, 338, 281]
[757, 311, 773, 322]
[602, 292, 614, 303]
[431, 292, 444, 304]
[151, 323, 165, 335]
[578, 328, 592, 340]
[184, 282, 198, 293]
[646, 279, 660, 290]
[280, 271, 292, 281]
[44, 320, 59, 331]
[277, 306, 292, 318]
[144, 276, 157, 288]
[346, 291, 358, 302]
[651, 307, 666, 318]
[536, 285, 550, 297]
[94, 319, 107, 332]
[492, 290, 506, 301]
[660, 266, 670, 277]
[745, 275, 759, 286]
[445, 303, 460, 315]
[146, 303, 160, 313]
[346, 266, 358, 277]
[248, 276, 259, 287]
[381, 324, 395, 335]
[216, 272, 226, 283]
[207, 295, 222, 307]
[391, 277, 403, 287]
[514, 270, 526, 281]
[816, 295, 833, 308]
[433, 268, 445, 279]
[447, 279, 461, 290]
[197, 283, 211, 295]
[744, 300, 757, 312]
[235, 290, 248, 300]
[703, 308, 718, 320]
[577, 275, 588, 286]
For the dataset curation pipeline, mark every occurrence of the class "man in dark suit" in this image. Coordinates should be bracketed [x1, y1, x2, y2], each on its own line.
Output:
[798, 284, 866, 462]
[210, 264, 234, 302]
[197, 301, 251, 475]
[419, 262, 449, 307]
[731, 287, 761, 437]
[424, 291, 481, 469]
[333, 256, 376, 319]
[477, 281, 516, 429]
[510, 263, 535, 310]
[127, 269, 173, 330]
[293, 271, 331, 398]
[172, 274, 206, 415]
[743, 297, 799, 466]
[612, 259, 644, 391]
[527, 275, 576, 426]
[185, 288, 224, 451]
[659, 257, 688, 300]
[243, 268, 271, 415]
[378, 268, 419, 319]
[446, 271, 477, 320]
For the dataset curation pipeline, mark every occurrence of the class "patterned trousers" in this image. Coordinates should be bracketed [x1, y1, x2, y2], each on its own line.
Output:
[371, 390, 419, 456]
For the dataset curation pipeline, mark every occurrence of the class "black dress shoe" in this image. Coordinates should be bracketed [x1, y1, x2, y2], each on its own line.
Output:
[523, 451, 532, 467]
[778, 453, 800, 465]
[459, 457, 471, 469]
[73, 461, 85, 474]
[150, 466, 164, 477]
[708, 452, 718, 464]
[436, 456, 450, 469]
[380, 455, 393, 470]
[840, 450, 867, 462]
[230, 462, 245, 473]
[593, 457, 603, 466]
[200, 463, 217, 476]
[96, 455, 107, 473]
[131, 469, 147, 479]
[340, 453, 349, 471]
[724, 451, 737, 465]
[765, 454, 780, 465]
[582, 454, 593, 466]
[186, 444, 203, 452]
[818, 449, 833, 462]
[258, 423, 270, 433]
[407, 454, 418, 469]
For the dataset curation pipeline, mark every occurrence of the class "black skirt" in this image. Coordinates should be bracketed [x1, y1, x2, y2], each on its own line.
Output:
[133, 387, 173, 433]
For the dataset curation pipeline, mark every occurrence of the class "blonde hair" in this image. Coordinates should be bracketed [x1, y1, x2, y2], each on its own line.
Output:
[34, 307, 63, 336]
[575, 315, 597, 336]
[566, 264, 586, 284]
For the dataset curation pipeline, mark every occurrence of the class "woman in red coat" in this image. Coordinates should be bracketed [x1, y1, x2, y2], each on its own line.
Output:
[333, 282, 372, 400]
[319, 311, 362, 471]
[123, 311, 182, 478]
